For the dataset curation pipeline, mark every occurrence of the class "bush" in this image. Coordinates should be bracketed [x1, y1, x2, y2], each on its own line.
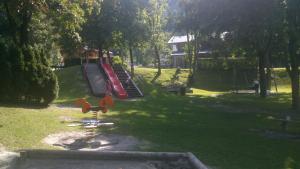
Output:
[198, 58, 257, 70]
[0, 41, 59, 105]
[0, 41, 12, 100]
[23, 45, 59, 105]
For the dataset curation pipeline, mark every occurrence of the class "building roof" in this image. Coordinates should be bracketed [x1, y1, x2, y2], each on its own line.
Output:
[168, 35, 194, 44]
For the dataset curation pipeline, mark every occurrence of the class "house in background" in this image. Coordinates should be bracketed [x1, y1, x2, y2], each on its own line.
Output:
[168, 35, 194, 68]
[168, 35, 212, 68]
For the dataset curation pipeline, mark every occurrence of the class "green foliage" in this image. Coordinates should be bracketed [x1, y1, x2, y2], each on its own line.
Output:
[47, 0, 86, 57]
[0, 40, 12, 98]
[24, 45, 59, 105]
[198, 58, 257, 70]
[112, 56, 122, 65]
[0, 41, 58, 105]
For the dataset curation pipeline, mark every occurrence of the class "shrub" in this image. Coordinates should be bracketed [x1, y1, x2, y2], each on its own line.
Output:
[23, 45, 59, 105]
[198, 58, 257, 70]
[0, 42, 59, 105]
[0, 41, 12, 100]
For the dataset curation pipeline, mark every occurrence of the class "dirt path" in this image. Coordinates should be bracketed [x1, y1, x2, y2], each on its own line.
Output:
[43, 131, 152, 151]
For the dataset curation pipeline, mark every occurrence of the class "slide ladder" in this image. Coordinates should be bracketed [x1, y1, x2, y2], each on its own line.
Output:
[113, 64, 143, 98]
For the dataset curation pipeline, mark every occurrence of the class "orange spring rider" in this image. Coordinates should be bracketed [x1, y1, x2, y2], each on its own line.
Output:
[75, 95, 114, 119]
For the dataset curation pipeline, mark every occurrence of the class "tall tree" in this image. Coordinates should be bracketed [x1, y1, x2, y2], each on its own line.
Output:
[284, 0, 300, 110]
[218, 0, 283, 97]
[2, 0, 47, 46]
[144, 0, 168, 76]
[117, 0, 148, 76]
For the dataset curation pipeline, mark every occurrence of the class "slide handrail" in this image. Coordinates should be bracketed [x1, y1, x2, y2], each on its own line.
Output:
[121, 66, 143, 97]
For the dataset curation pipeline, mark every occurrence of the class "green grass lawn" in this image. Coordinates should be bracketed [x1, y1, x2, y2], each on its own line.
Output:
[115, 67, 299, 169]
[0, 66, 299, 169]
[54, 66, 98, 105]
[0, 105, 88, 150]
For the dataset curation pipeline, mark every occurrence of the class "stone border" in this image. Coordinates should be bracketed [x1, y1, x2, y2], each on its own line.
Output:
[19, 150, 208, 169]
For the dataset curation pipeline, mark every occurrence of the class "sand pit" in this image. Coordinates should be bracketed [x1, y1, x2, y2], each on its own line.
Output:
[43, 131, 151, 151]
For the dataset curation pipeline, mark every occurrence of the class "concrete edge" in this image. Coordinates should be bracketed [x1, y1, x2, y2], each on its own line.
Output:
[17, 150, 209, 169]
[20, 150, 188, 161]
[0, 152, 20, 169]
[187, 152, 209, 169]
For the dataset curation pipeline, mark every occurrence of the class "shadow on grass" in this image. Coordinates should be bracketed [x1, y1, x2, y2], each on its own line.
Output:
[0, 102, 48, 109]
[98, 88, 299, 169]
[151, 72, 161, 83]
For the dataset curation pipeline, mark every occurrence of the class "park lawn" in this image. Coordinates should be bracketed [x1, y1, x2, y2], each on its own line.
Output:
[107, 92, 300, 169]
[108, 67, 300, 169]
[0, 105, 89, 150]
[54, 66, 99, 105]
[135, 67, 189, 86]
[0, 66, 299, 169]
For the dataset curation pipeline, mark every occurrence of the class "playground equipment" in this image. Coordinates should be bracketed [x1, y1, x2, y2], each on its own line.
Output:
[101, 62, 128, 99]
[82, 48, 142, 99]
[75, 95, 114, 128]
[82, 63, 107, 97]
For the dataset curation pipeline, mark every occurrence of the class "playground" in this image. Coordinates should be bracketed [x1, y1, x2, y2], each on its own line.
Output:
[0, 65, 299, 169]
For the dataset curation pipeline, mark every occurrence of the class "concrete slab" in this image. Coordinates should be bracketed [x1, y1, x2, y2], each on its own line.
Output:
[12, 150, 208, 169]
[17, 159, 157, 169]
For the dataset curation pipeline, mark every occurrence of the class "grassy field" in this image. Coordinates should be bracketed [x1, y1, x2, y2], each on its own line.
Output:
[0, 105, 89, 150]
[54, 66, 98, 105]
[0, 66, 299, 169]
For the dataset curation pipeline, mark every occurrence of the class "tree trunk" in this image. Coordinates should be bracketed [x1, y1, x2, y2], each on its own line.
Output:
[192, 33, 199, 75]
[266, 67, 272, 90]
[129, 46, 134, 76]
[186, 31, 192, 73]
[154, 45, 161, 75]
[107, 50, 112, 64]
[265, 52, 272, 90]
[288, 37, 300, 110]
[258, 53, 267, 97]
[98, 47, 103, 64]
[291, 67, 299, 110]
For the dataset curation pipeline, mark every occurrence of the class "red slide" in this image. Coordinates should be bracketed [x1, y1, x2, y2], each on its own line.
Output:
[101, 63, 128, 99]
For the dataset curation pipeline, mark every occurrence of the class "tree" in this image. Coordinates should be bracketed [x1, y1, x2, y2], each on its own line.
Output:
[284, 0, 300, 110]
[230, 0, 283, 97]
[117, 0, 148, 76]
[47, 0, 87, 58]
[0, 0, 62, 105]
[176, 0, 230, 79]
[143, 0, 168, 77]
[82, 0, 119, 57]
